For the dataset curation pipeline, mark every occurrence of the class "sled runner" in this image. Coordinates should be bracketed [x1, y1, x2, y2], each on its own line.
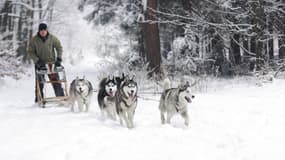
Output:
[36, 63, 69, 108]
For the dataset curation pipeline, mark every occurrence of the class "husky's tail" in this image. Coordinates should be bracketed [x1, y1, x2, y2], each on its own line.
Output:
[157, 77, 171, 91]
[98, 77, 107, 90]
[162, 77, 171, 90]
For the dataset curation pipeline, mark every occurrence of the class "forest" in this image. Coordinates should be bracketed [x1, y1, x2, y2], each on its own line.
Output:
[1, 0, 285, 79]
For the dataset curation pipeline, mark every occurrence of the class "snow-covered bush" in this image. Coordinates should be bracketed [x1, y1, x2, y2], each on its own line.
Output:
[0, 34, 26, 80]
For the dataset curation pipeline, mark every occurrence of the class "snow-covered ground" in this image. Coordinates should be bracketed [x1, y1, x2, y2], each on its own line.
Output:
[0, 70, 285, 160]
[1, 1, 284, 159]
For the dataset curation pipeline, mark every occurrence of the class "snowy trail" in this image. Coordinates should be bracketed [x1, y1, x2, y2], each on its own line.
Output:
[0, 73, 285, 160]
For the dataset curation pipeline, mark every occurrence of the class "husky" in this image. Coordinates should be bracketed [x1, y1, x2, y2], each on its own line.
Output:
[115, 76, 138, 128]
[97, 75, 120, 119]
[158, 81, 195, 126]
[69, 76, 93, 112]
[97, 74, 125, 119]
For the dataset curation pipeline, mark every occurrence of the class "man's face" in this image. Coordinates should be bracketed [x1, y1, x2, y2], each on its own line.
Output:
[39, 29, 47, 37]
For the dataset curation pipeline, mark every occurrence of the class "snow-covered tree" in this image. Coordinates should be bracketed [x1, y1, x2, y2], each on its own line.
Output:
[78, 0, 145, 70]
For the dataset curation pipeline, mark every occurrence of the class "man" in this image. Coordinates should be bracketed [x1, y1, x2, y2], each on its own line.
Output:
[27, 23, 64, 102]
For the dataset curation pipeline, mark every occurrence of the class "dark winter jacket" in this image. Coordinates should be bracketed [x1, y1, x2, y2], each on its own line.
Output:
[27, 32, 63, 63]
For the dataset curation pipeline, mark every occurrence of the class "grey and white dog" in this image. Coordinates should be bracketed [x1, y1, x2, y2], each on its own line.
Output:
[69, 76, 93, 112]
[97, 74, 125, 120]
[159, 81, 195, 126]
[115, 76, 138, 128]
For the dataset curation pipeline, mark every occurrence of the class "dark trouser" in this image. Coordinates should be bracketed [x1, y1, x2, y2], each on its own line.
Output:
[34, 66, 64, 102]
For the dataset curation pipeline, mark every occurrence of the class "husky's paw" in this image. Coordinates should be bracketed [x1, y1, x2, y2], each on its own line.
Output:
[127, 124, 134, 129]
[161, 118, 166, 124]
[184, 121, 189, 126]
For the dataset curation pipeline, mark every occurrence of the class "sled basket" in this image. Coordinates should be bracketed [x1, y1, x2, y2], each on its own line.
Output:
[36, 63, 69, 108]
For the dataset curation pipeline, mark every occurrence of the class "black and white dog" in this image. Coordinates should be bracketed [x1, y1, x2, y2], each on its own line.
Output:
[115, 76, 138, 128]
[97, 74, 125, 120]
[158, 81, 195, 126]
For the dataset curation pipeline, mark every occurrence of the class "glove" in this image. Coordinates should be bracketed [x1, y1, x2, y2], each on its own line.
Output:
[55, 57, 62, 67]
[36, 59, 46, 70]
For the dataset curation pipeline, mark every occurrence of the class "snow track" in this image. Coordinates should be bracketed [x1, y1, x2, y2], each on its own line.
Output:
[0, 75, 285, 160]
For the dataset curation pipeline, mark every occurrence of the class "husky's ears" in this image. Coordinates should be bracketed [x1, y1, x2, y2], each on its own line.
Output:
[178, 82, 189, 91]
[125, 75, 130, 81]
[130, 75, 135, 81]
[178, 84, 184, 90]
[107, 75, 115, 81]
[82, 75, 86, 80]
[179, 86, 187, 92]
[185, 81, 190, 87]
[76, 76, 79, 81]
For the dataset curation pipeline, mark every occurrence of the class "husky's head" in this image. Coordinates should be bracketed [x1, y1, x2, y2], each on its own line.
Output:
[115, 73, 126, 86]
[104, 76, 117, 97]
[121, 76, 138, 99]
[75, 76, 90, 94]
[178, 81, 195, 103]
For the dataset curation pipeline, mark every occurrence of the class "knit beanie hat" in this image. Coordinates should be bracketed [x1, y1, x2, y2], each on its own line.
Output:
[38, 23, 47, 31]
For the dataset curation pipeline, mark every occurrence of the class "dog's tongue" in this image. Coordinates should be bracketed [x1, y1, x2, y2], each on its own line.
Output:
[185, 96, 191, 103]
[109, 91, 113, 96]
[128, 92, 134, 98]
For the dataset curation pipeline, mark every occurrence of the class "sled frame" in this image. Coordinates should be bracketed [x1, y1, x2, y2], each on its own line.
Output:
[36, 63, 69, 108]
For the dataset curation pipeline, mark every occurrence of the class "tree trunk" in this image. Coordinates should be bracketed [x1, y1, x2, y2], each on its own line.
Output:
[12, 2, 20, 51]
[251, 0, 266, 70]
[1, 1, 10, 36]
[17, 6, 23, 42]
[242, 36, 249, 57]
[256, 40, 264, 70]
[7, 2, 13, 33]
[138, 28, 146, 62]
[29, 0, 35, 38]
[279, 0, 285, 60]
[279, 38, 285, 59]
[267, 12, 274, 60]
[141, 0, 161, 77]
[268, 37, 274, 59]
[39, 0, 43, 20]
[230, 34, 241, 64]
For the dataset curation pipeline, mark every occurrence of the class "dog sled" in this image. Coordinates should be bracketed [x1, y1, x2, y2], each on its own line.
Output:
[36, 63, 69, 108]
